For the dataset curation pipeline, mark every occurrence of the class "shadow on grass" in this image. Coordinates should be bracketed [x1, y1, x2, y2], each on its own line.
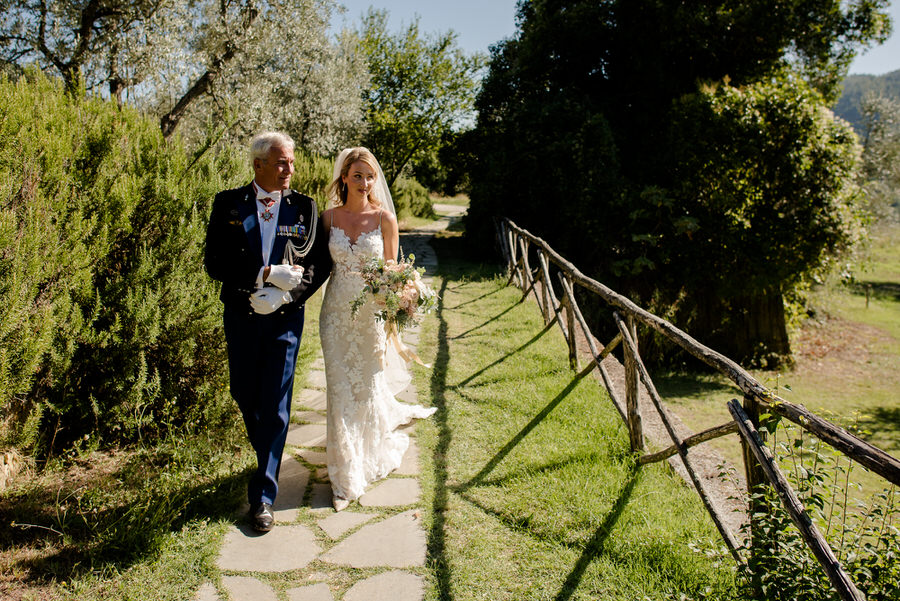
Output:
[857, 406, 900, 453]
[445, 284, 506, 311]
[454, 319, 556, 387]
[448, 301, 520, 340]
[0, 448, 249, 586]
[848, 280, 900, 303]
[431, 235, 505, 282]
[459, 375, 585, 493]
[553, 464, 639, 601]
[451, 461, 639, 601]
[651, 370, 737, 400]
[429, 277, 456, 601]
[451, 450, 615, 492]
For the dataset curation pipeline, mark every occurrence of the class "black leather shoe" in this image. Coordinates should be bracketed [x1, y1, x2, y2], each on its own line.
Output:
[251, 503, 275, 532]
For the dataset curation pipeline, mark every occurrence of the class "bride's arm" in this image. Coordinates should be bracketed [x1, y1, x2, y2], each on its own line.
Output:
[382, 210, 399, 262]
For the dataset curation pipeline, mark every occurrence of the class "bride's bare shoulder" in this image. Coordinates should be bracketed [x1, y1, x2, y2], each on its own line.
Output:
[322, 207, 337, 229]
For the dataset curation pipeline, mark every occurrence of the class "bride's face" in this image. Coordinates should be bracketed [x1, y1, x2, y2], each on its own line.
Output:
[343, 160, 377, 203]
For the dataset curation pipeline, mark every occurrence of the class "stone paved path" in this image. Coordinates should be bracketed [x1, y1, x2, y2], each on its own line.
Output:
[193, 206, 461, 601]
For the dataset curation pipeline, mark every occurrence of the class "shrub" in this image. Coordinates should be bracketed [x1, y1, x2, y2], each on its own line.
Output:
[740, 422, 900, 601]
[0, 70, 247, 455]
[392, 176, 436, 220]
[292, 149, 334, 212]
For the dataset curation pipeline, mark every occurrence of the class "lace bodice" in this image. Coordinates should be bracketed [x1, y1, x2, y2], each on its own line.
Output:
[328, 226, 383, 275]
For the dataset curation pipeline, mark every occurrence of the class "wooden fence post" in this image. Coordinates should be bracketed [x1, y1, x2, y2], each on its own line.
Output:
[564, 285, 577, 370]
[506, 228, 521, 288]
[741, 393, 767, 587]
[622, 315, 644, 452]
[537, 250, 552, 324]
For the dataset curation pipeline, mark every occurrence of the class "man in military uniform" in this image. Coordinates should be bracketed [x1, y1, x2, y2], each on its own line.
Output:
[205, 132, 331, 532]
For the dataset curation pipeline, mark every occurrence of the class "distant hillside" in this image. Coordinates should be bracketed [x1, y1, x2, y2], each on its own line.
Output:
[834, 69, 900, 132]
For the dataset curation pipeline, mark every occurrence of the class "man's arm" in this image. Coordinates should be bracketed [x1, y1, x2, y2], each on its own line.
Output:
[204, 191, 260, 291]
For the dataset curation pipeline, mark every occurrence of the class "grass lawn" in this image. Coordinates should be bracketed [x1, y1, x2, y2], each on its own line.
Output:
[430, 193, 470, 207]
[413, 234, 740, 601]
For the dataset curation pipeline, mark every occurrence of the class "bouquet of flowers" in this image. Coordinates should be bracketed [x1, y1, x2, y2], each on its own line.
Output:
[350, 253, 437, 331]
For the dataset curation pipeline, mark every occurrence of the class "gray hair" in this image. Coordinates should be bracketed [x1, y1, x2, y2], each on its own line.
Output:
[249, 131, 295, 166]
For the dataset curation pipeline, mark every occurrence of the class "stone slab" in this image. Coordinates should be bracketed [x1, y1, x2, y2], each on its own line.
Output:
[395, 440, 420, 476]
[359, 478, 421, 507]
[399, 331, 419, 346]
[287, 424, 327, 448]
[394, 388, 418, 404]
[343, 571, 425, 601]
[194, 582, 220, 601]
[297, 449, 327, 466]
[273, 455, 309, 522]
[286, 583, 334, 601]
[306, 369, 327, 389]
[217, 524, 320, 572]
[221, 576, 277, 601]
[296, 389, 327, 411]
[293, 411, 326, 425]
[309, 482, 333, 511]
[317, 511, 376, 540]
[398, 422, 417, 434]
[320, 510, 426, 568]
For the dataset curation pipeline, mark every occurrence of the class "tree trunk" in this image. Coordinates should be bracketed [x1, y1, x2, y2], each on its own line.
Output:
[690, 287, 791, 367]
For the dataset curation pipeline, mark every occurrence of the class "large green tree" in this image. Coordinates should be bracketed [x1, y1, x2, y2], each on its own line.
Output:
[356, 9, 483, 187]
[469, 0, 890, 365]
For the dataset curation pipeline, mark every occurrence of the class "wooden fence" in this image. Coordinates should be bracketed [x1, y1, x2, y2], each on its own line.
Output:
[496, 217, 900, 601]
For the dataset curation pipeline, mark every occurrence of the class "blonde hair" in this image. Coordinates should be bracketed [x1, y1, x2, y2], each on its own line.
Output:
[327, 147, 382, 208]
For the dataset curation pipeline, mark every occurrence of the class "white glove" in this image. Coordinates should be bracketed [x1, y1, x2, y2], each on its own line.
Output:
[250, 288, 292, 315]
[265, 264, 304, 291]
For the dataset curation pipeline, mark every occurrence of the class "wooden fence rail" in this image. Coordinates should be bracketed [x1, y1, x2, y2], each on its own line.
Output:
[496, 217, 899, 600]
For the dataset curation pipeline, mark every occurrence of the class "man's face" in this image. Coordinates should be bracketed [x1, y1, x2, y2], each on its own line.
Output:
[254, 145, 294, 192]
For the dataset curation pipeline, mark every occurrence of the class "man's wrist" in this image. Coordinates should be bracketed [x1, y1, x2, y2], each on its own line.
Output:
[263, 266, 271, 282]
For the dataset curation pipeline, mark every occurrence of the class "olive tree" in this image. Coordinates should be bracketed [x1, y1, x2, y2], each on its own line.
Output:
[0, 0, 368, 151]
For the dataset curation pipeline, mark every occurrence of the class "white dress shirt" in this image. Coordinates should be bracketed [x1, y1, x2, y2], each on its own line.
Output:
[253, 182, 283, 288]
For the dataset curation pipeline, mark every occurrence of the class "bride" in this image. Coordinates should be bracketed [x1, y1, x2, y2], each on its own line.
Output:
[319, 147, 436, 512]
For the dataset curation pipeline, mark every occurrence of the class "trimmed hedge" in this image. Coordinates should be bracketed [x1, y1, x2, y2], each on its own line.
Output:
[0, 71, 247, 455]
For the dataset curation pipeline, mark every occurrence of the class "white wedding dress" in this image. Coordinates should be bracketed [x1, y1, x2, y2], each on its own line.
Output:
[319, 224, 436, 501]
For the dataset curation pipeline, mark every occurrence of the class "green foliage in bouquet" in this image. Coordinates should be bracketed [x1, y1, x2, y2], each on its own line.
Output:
[350, 253, 437, 331]
[0, 69, 247, 455]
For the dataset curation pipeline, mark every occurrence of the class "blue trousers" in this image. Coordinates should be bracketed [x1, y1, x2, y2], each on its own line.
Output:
[223, 305, 304, 507]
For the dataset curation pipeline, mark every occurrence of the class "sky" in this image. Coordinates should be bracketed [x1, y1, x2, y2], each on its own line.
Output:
[849, 1, 900, 75]
[331, 0, 519, 56]
[332, 1, 900, 76]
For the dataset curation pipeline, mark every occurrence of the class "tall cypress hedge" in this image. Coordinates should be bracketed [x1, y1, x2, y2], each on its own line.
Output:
[0, 71, 247, 455]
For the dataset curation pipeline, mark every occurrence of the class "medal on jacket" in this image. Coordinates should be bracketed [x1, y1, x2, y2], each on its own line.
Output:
[258, 198, 275, 222]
